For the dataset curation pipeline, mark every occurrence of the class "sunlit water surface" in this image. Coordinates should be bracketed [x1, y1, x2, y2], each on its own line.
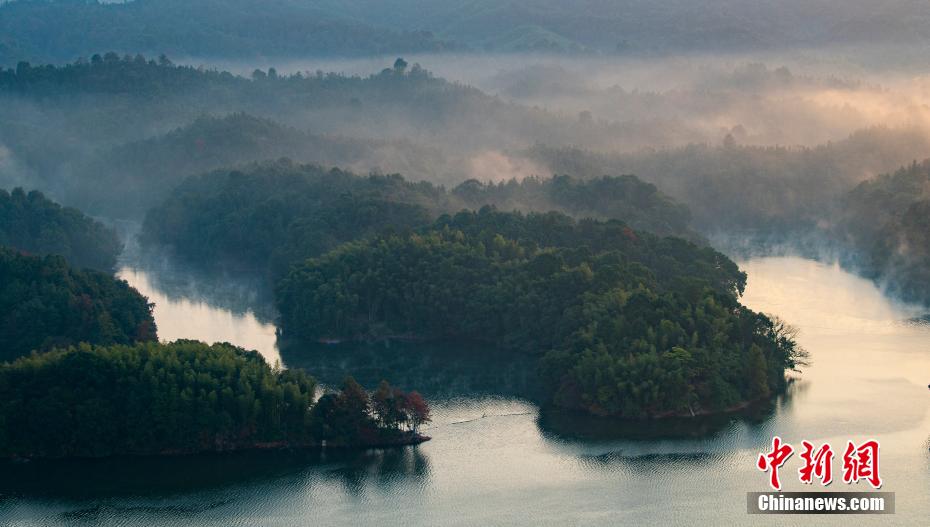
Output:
[2, 255, 929, 526]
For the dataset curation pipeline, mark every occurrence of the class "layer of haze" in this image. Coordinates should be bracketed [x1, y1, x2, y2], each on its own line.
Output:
[5, 17, 930, 249]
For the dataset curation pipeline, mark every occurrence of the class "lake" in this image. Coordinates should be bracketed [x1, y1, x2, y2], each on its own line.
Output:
[1, 255, 928, 526]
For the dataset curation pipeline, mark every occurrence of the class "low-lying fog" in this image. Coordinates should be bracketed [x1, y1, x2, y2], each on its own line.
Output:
[194, 48, 930, 150]
[5, 46, 930, 243]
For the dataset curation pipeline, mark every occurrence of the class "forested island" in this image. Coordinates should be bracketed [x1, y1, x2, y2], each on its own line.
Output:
[0, 55, 514, 217]
[0, 223, 431, 459]
[140, 160, 698, 279]
[0, 247, 156, 363]
[141, 161, 803, 418]
[0, 187, 122, 271]
[0, 340, 430, 459]
[277, 209, 805, 418]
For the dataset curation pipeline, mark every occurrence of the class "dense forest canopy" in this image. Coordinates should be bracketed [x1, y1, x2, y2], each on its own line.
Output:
[0, 187, 122, 270]
[832, 160, 930, 304]
[0, 340, 429, 458]
[140, 160, 697, 279]
[140, 160, 445, 278]
[276, 209, 801, 418]
[0, 246, 156, 363]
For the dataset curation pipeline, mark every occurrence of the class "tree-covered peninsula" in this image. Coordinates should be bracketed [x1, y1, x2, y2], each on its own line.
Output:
[0, 247, 157, 363]
[276, 209, 804, 418]
[0, 340, 430, 459]
[0, 188, 122, 271]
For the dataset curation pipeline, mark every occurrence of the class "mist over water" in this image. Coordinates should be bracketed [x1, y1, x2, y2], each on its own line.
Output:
[4, 254, 929, 526]
[117, 266, 282, 367]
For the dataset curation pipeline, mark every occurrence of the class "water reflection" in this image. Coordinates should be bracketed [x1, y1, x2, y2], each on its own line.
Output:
[115, 244, 284, 366]
[0, 447, 430, 500]
[536, 398, 780, 443]
[575, 450, 724, 473]
[279, 340, 541, 400]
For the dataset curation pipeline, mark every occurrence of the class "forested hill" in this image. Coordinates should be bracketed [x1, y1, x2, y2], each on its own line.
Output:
[0, 187, 122, 271]
[66, 113, 434, 218]
[140, 161, 447, 278]
[275, 208, 803, 418]
[0, 54, 480, 111]
[0, 56, 500, 148]
[833, 160, 930, 304]
[140, 160, 700, 279]
[0, 55, 574, 205]
[0, 247, 157, 363]
[0, 0, 453, 66]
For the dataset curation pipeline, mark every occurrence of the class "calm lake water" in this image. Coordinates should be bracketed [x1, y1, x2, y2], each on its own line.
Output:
[2, 255, 929, 526]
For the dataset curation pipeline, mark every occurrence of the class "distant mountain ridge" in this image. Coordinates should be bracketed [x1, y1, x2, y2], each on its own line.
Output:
[5, 0, 930, 64]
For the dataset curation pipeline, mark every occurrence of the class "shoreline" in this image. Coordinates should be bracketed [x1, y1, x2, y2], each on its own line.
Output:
[547, 391, 783, 423]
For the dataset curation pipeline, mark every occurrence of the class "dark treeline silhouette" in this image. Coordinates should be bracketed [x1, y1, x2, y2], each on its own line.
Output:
[140, 160, 696, 280]
[0, 246, 156, 363]
[276, 208, 804, 418]
[0, 52, 463, 104]
[0, 340, 429, 459]
[0, 187, 122, 270]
